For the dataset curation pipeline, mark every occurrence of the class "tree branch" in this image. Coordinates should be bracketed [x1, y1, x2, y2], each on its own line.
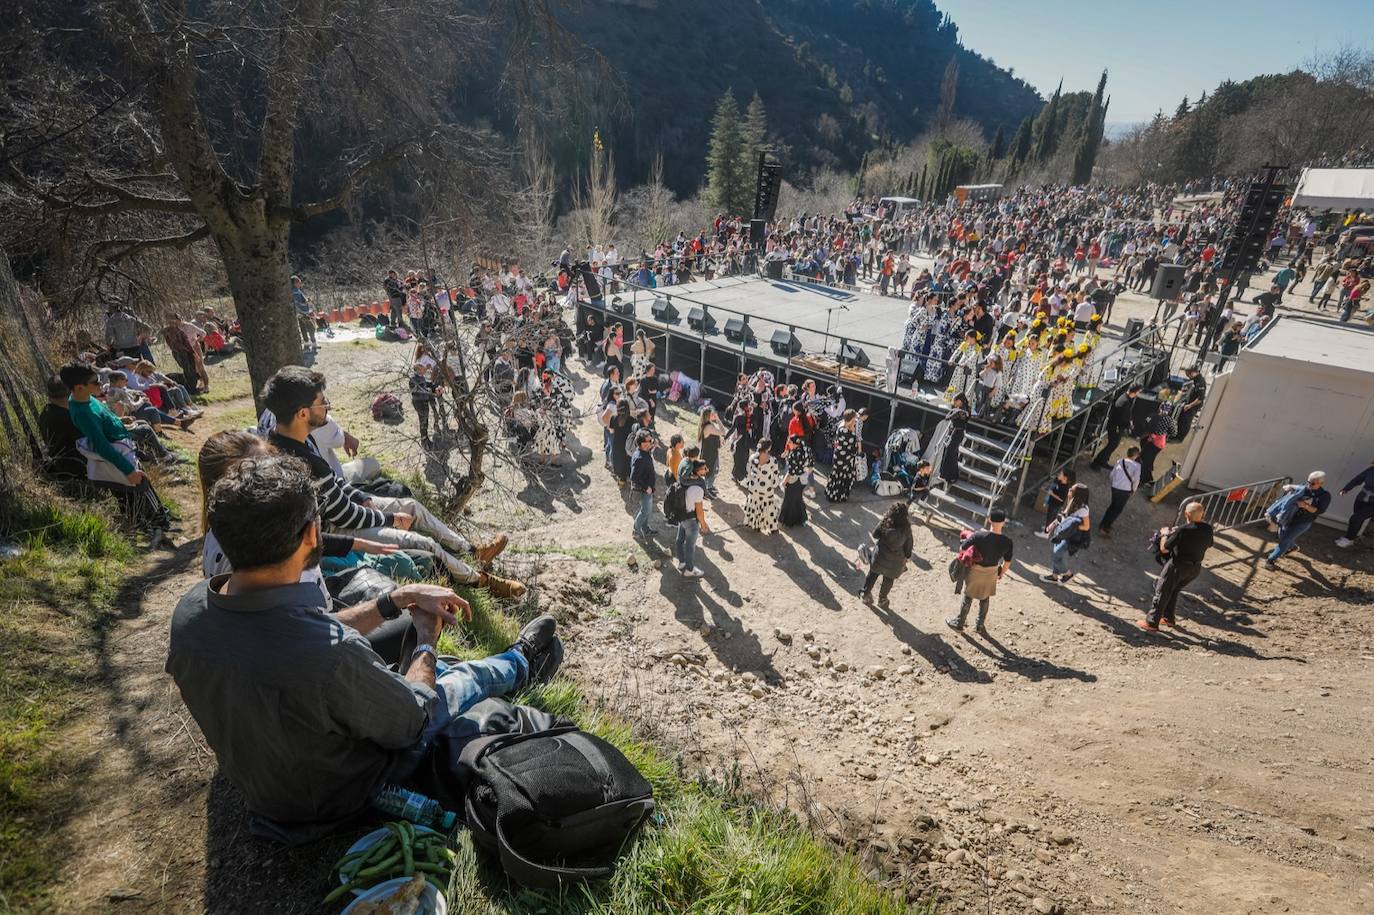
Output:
[89, 224, 212, 263]
[286, 132, 433, 221]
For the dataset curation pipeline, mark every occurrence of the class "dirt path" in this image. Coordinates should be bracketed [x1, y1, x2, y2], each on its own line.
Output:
[46, 277, 1374, 914]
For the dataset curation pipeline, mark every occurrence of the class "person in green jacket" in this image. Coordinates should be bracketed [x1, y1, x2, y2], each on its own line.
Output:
[59, 361, 172, 535]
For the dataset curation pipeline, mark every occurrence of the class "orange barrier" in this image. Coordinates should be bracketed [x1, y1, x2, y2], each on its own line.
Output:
[342, 306, 357, 321]
[372, 301, 384, 315]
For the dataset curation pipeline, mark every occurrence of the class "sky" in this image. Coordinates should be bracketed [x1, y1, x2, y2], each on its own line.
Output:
[935, 0, 1374, 125]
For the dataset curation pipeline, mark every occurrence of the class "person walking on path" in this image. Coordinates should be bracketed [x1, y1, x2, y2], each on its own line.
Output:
[1264, 471, 1331, 569]
[1138, 500, 1214, 631]
[1335, 458, 1374, 548]
[630, 430, 658, 539]
[859, 501, 914, 608]
[946, 509, 1013, 633]
[1099, 447, 1142, 538]
[1037, 468, 1075, 537]
[1090, 384, 1141, 470]
[675, 459, 711, 579]
[1040, 483, 1091, 584]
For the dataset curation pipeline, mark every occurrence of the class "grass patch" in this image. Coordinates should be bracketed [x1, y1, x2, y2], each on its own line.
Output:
[0, 493, 136, 911]
[194, 368, 254, 405]
[436, 588, 923, 914]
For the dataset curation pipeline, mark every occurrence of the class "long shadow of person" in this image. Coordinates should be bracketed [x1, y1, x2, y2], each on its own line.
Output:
[963, 631, 1098, 683]
[657, 568, 779, 683]
[868, 601, 992, 684]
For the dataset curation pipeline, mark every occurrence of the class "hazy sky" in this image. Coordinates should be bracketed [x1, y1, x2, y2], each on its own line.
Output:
[935, 0, 1374, 124]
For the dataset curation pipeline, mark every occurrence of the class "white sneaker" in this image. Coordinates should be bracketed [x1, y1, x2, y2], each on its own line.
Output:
[674, 561, 687, 572]
[682, 567, 704, 579]
[1335, 537, 1353, 548]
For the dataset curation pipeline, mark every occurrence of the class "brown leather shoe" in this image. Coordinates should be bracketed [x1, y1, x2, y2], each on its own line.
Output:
[478, 571, 526, 601]
[471, 533, 509, 567]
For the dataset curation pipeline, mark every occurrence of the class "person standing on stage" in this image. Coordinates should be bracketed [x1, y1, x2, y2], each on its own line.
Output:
[1138, 500, 1214, 631]
[1098, 446, 1142, 538]
[1090, 384, 1141, 470]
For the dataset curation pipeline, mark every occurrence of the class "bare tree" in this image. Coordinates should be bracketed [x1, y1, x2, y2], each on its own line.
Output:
[2, 0, 578, 407]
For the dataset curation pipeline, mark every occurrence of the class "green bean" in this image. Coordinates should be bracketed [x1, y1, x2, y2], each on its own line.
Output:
[357, 851, 402, 879]
[323, 879, 363, 905]
[402, 832, 415, 876]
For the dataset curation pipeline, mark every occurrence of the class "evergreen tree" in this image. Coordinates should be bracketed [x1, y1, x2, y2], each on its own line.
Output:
[1071, 69, 1108, 185]
[706, 90, 748, 214]
[856, 150, 869, 195]
[1010, 116, 1034, 163]
[738, 93, 769, 178]
[917, 162, 928, 199]
[1034, 79, 1063, 163]
[937, 57, 960, 128]
[1175, 96, 1190, 119]
[989, 124, 1007, 160]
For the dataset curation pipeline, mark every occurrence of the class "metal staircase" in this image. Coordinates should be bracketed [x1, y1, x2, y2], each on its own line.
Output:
[922, 419, 1030, 530]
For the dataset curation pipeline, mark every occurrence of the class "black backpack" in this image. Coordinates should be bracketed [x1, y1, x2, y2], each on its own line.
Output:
[458, 726, 655, 888]
[662, 480, 690, 524]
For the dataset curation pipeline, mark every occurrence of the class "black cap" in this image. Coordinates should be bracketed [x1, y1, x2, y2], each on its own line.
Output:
[988, 509, 1008, 523]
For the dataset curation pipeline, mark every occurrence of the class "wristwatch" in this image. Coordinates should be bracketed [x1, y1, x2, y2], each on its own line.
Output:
[377, 592, 401, 620]
[411, 643, 437, 663]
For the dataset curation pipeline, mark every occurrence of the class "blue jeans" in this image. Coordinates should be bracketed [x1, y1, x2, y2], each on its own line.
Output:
[603, 427, 613, 465]
[675, 518, 700, 570]
[135, 404, 178, 426]
[1268, 517, 1314, 561]
[634, 491, 653, 535]
[1051, 538, 1071, 574]
[389, 649, 527, 781]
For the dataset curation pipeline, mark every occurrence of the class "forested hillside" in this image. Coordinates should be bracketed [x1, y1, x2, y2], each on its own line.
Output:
[551, 0, 1043, 193]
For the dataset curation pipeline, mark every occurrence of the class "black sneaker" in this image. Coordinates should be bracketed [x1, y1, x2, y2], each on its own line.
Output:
[945, 617, 964, 631]
[508, 614, 564, 686]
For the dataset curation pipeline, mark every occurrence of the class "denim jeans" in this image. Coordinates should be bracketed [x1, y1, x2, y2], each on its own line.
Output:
[634, 491, 653, 535]
[675, 518, 700, 570]
[1268, 517, 1314, 561]
[134, 403, 178, 426]
[389, 649, 527, 782]
[603, 427, 613, 466]
[1051, 538, 1071, 574]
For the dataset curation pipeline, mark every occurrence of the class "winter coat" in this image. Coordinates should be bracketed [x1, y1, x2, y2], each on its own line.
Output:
[869, 521, 914, 578]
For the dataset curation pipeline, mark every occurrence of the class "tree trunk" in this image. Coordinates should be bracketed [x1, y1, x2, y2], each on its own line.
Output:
[214, 218, 303, 410]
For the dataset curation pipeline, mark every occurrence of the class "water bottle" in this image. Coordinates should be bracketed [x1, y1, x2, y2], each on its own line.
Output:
[372, 784, 456, 831]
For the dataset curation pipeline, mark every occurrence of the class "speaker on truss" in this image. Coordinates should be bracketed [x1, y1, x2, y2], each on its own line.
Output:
[650, 296, 679, 322]
[608, 295, 634, 317]
[576, 264, 603, 301]
[723, 316, 757, 345]
[838, 343, 870, 368]
[1149, 263, 1186, 300]
[770, 329, 802, 357]
[686, 306, 717, 334]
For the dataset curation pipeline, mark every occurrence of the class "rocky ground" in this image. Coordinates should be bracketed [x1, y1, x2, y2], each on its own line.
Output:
[44, 264, 1374, 914]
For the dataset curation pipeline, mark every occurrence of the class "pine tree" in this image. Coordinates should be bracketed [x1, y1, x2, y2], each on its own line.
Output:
[917, 162, 928, 199]
[1071, 69, 1109, 185]
[1034, 79, 1063, 163]
[1174, 96, 1190, 119]
[738, 93, 769, 181]
[856, 150, 869, 195]
[937, 57, 959, 128]
[1010, 116, 1033, 163]
[989, 125, 1007, 160]
[706, 90, 747, 214]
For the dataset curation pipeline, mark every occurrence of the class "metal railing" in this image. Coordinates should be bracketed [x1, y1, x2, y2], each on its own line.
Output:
[1176, 476, 1293, 532]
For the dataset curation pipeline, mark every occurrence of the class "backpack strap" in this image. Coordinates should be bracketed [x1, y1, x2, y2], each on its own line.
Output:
[456, 724, 578, 781]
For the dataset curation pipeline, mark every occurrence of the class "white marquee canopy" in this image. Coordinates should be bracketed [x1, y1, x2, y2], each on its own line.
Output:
[1292, 167, 1374, 210]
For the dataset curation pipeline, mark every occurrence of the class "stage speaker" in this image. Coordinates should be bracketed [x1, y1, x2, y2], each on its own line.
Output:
[770, 329, 802, 357]
[608, 295, 634, 317]
[839, 343, 869, 368]
[650, 296, 679, 322]
[1150, 263, 1186, 300]
[765, 259, 785, 280]
[686, 306, 716, 333]
[723, 316, 756, 345]
[1122, 316, 1145, 345]
[749, 219, 766, 247]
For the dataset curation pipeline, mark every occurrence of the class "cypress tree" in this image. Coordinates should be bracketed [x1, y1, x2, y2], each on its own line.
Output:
[1034, 79, 1063, 163]
[706, 91, 747, 214]
[989, 124, 1007, 160]
[1011, 116, 1033, 163]
[1071, 69, 1109, 185]
[738, 93, 769, 181]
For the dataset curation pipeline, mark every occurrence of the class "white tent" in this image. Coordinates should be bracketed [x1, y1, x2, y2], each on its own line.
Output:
[1291, 168, 1374, 210]
[1181, 317, 1374, 530]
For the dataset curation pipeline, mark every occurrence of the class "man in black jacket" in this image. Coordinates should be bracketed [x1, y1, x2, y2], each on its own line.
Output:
[1138, 501, 1214, 631]
[630, 431, 657, 538]
[1090, 384, 1142, 470]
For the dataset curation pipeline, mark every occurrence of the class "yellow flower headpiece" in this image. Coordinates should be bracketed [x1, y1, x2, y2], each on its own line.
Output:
[1077, 343, 1090, 354]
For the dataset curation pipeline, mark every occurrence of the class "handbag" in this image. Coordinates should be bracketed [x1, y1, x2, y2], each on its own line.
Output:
[853, 542, 875, 570]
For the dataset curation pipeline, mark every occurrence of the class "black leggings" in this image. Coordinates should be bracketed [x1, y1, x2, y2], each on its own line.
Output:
[862, 570, 894, 600]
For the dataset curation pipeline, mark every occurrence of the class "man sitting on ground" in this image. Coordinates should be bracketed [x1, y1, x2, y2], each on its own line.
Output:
[166, 453, 563, 841]
[261, 366, 525, 598]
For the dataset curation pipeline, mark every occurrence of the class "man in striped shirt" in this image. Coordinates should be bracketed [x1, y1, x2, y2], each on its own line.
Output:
[262, 367, 524, 599]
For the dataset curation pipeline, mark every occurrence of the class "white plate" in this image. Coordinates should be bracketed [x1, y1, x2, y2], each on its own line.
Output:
[340, 876, 447, 915]
[339, 825, 442, 895]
